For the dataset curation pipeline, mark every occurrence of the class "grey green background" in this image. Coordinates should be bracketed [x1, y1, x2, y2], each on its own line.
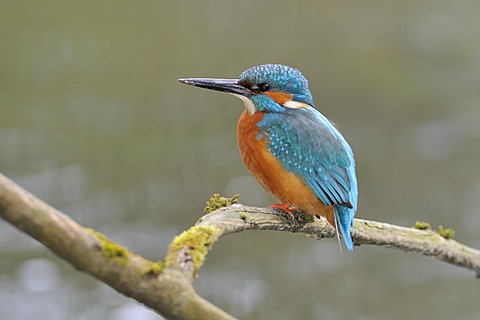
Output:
[1, 1, 479, 319]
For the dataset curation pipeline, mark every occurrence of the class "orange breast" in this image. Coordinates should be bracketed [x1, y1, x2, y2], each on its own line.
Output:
[236, 110, 335, 224]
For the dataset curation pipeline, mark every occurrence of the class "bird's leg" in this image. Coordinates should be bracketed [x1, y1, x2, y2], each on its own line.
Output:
[268, 202, 297, 218]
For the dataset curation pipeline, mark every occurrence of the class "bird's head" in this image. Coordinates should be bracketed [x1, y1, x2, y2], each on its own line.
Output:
[179, 64, 314, 115]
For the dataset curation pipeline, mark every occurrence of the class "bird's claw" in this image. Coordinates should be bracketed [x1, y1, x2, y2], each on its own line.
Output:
[269, 202, 298, 220]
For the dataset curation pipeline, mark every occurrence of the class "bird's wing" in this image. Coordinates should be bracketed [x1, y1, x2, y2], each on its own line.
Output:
[261, 109, 356, 208]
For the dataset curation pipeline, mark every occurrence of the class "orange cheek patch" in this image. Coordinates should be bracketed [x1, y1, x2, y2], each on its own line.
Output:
[265, 91, 293, 104]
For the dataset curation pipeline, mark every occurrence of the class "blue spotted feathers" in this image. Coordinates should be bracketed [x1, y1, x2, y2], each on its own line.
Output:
[239, 64, 314, 107]
[179, 63, 358, 251]
[242, 64, 358, 251]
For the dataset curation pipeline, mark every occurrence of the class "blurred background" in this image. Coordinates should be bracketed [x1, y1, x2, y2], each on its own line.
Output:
[1, 1, 480, 319]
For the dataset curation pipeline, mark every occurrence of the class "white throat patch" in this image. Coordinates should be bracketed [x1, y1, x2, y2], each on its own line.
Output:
[282, 100, 311, 109]
[232, 94, 256, 115]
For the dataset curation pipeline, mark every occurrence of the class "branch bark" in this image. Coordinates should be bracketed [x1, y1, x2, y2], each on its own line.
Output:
[1, 173, 479, 320]
[194, 205, 480, 277]
[0, 173, 234, 320]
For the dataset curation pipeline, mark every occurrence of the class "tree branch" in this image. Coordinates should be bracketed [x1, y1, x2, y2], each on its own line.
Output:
[0, 173, 234, 320]
[191, 205, 480, 277]
[1, 173, 479, 320]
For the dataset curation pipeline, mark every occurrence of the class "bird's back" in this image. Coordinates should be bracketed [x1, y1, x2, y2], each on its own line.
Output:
[179, 63, 358, 250]
[237, 107, 357, 250]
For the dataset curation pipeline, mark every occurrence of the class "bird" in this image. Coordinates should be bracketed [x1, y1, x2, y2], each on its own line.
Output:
[178, 64, 358, 251]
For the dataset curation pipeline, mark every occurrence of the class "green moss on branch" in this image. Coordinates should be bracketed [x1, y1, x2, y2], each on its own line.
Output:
[204, 194, 239, 213]
[165, 225, 220, 277]
[87, 228, 129, 266]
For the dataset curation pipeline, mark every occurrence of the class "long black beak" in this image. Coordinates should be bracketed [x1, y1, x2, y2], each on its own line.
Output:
[178, 78, 251, 96]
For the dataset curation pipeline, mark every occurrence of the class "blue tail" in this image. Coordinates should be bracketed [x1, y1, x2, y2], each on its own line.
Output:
[334, 205, 355, 251]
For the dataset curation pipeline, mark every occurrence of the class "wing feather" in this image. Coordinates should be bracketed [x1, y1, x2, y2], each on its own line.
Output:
[259, 108, 356, 208]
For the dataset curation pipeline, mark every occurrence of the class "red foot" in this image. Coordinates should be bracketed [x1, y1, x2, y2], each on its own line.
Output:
[269, 202, 297, 218]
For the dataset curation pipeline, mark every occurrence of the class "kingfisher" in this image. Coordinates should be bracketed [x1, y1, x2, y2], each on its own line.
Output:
[179, 64, 358, 251]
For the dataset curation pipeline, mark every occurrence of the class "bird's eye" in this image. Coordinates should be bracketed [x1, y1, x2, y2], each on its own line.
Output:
[257, 83, 270, 92]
